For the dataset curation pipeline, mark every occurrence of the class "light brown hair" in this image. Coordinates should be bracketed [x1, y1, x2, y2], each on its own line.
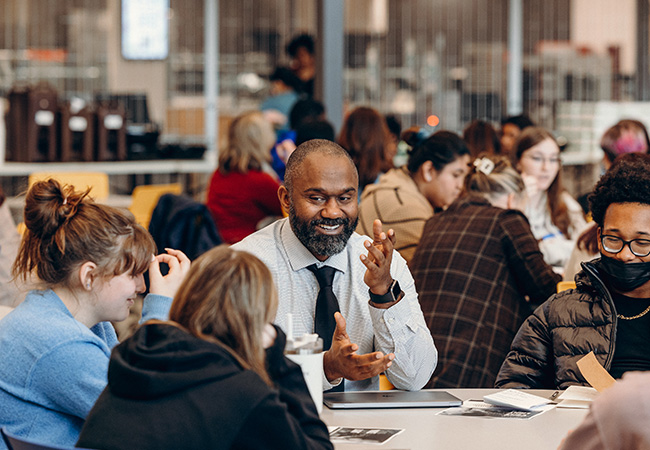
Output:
[466, 155, 525, 203]
[218, 110, 276, 174]
[13, 179, 155, 286]
[512, 127, 572, 236]
[169, 245, 278, 385]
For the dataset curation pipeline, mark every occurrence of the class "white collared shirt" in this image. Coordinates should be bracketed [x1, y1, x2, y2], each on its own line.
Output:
[232, 217, 437, 391]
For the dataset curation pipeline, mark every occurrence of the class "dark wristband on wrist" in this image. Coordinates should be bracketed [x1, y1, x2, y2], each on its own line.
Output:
[369, 279, 401, 304]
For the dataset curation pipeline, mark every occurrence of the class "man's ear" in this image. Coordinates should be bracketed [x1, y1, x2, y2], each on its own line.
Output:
[596, 226, 603, 254]
[278, 185, 291, 212]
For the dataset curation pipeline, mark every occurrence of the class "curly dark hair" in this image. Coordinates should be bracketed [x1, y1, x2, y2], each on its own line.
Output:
[589, 153, 650, 227]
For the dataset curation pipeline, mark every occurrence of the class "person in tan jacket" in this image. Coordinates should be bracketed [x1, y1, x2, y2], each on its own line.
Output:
[357, 129, 470, 263]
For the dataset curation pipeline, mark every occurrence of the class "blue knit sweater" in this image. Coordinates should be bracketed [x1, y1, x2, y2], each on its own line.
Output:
[0, 289, 172, 449]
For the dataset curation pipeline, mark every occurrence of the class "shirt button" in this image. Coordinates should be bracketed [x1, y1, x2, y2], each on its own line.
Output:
[388, 318, 394, 324]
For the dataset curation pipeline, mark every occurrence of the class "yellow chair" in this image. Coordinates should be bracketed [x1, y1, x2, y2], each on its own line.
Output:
[557, 281, 576, 293]
[28, 172, 110, 201]
[128, 183, 183, 229]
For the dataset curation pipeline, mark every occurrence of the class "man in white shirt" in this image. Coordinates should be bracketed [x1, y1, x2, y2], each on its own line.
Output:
[233, 139, 437, 391]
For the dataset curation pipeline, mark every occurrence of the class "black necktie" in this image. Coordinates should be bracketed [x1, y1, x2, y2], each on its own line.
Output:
[307, 264, 340, 352]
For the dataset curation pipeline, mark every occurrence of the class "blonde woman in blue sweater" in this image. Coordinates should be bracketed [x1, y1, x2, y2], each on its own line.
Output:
[0, 179, 190, 449]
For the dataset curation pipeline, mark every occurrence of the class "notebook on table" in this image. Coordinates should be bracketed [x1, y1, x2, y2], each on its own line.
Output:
[323, 390, 463, 409]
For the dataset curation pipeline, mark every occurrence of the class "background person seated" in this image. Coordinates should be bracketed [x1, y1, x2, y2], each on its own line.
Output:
[0, 179, 189, 449]
[357, 129, 470, 264]
[261, 66, 304, 134]
[499, 114, 535, 156]
[512, 127, 586, 273]
[496, 153, 650, 389]
[462, 119, 501, 157]
[564, 118, 650, 281]
[206, 110, 284, 244]
[77, 246, 333, 450]
[338, 106, 392, 196]
[410, 156, 559, 388]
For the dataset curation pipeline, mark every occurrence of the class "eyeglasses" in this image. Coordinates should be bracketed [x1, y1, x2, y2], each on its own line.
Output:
[601, 234, 650, 257]
[522, 154, 560, 165]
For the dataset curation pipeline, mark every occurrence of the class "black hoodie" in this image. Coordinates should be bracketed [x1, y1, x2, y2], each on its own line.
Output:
[77, 323, 332, 450]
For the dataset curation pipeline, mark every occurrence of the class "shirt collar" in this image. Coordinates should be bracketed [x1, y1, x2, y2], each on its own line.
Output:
[280, 218, 349, 274]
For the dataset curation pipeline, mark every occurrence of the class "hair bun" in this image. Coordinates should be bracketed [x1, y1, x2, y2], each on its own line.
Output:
[23, 179, 90, 240]
[402, 127, 432, 153]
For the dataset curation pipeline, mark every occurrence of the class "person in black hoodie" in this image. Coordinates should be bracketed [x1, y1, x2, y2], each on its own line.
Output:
[76, 245, 333, 450]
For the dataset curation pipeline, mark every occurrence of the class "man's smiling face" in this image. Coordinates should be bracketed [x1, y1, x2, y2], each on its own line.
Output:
[280, 152, 359, 261]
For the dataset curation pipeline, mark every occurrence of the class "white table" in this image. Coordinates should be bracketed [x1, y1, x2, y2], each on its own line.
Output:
[320, 389, 589, 450]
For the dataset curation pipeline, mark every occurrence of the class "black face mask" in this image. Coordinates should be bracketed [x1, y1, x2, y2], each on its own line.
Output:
[599, 254, 650, 292]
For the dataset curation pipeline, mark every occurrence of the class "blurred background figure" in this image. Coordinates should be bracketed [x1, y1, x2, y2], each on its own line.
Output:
[338, 106, 391, 195]
[289, 98, 326, 133]
[463, 119, 501, 157]
[269, 98, 328, 181]
[206, 111, 283, 244]
[410, 156, 559, 388]
[600, 119, 650, 171]
[512, 127, 586, 273]
[286, 34, 316, 97]
[0, 186, 22, 309]
[564, 118, 650, 280]
[357, 129, 470, 263]
[382, 114, 402, 172]
[295, 120, 335, 146]
[261, 67, 304, 135]
[500, 114, 535, 155]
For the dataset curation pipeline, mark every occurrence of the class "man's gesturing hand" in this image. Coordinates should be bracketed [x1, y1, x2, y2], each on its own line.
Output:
[361, 219, 396, 297]
[323, 312, 395, 382]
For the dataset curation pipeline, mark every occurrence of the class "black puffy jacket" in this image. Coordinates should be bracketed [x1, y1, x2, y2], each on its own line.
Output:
[495, 259, 619, 389]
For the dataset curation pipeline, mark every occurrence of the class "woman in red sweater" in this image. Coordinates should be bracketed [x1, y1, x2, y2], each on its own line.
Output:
[207, 111, 284, 244]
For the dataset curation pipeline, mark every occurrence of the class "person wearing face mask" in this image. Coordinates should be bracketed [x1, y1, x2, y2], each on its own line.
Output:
[357, 129, 471, 264]
[410, 156, 560, 388]
[496, 153, 650, 389]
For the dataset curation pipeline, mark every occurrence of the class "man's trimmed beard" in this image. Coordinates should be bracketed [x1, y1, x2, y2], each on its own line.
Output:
[289, 204, 358, 258]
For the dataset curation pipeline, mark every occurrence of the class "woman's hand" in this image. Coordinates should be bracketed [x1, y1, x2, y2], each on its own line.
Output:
[148, 248, 191, 298]
[522, 174, 540, 198]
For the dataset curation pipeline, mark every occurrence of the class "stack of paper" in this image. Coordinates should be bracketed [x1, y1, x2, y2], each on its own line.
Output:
[483, 389, 553, 412]
[556, 386, 599, 409]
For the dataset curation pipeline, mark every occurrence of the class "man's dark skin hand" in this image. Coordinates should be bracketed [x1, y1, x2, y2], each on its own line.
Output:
[323, 219, 400, 383]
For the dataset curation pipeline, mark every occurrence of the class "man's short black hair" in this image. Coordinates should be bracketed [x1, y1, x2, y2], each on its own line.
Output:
[590, 153, 650, 227]
[286, 34, 315, 57]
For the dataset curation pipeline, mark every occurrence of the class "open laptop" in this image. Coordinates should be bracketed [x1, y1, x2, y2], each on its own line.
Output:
[323, 390, 463, 409]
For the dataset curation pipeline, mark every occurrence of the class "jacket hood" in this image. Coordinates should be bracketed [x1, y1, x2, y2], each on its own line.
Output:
[107, 323, 243, 400]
